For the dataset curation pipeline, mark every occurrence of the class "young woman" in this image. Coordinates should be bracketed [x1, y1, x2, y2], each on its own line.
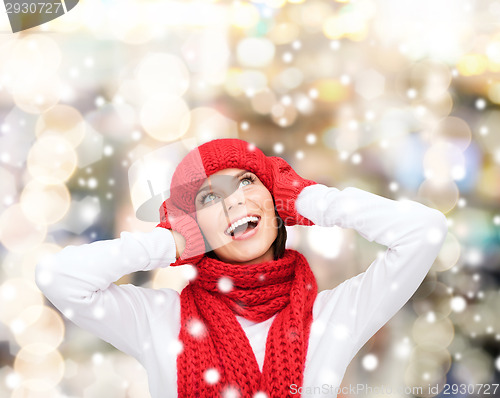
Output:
[36, 138, 448, 398]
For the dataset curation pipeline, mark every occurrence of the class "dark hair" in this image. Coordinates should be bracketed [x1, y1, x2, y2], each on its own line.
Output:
[204, 207, 287, 262]
[272, 209, 287, 260]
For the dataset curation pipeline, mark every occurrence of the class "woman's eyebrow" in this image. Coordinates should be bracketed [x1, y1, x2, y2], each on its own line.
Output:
[196, 180, 212, 196]
[196, 185, 211, 196]
[234, 170, 250, 179]
[196, 171, 250, 195]
[196, 175, 214, 197]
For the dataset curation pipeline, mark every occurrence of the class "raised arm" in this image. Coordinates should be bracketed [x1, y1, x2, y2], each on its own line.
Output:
[296, 184, 448, 358]
[35, 227, 178, 361]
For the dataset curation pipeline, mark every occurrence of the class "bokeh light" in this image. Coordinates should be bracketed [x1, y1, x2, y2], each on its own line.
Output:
[2, 34, 62, 93]
[136, 53, 190, 98]
[21, 243, 62, 280]
[251, 89, 277, 115]
[311, 79, 350, 103]
[35, 104, 86, 147]
[20, 180, 70, 225]
[0, 278, 44, 325]
[184, 107, 238, 142]
[433, 233, 461, 272]
[237, 38, 275, 68]
[412, 314, 454, 348]
[12, 305, 65, 350]
[0, 205, 47, 253]
[0, 166, 16, 212]
[140, 95, 191, 142]
[431, 117, 472, 151]
[13, 74, 62, 114]
[27, 136, 77, 185]
[417, 178, 459, 214]
[13, 344, 65, 390]
[230, 2, 260, 29]
[108, 1, 157, 44]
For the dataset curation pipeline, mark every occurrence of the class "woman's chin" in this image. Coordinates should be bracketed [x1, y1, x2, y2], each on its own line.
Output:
[215, 244, 272, 265]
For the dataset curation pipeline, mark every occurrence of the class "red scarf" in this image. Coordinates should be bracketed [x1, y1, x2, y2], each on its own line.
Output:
[176, 249, 318, 397]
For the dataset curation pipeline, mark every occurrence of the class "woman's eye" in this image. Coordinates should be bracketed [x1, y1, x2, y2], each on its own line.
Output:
[239, 177, 252, 187]
[203, 192, 217, 204]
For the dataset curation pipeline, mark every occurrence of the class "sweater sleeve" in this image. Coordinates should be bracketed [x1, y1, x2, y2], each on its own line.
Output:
[35, 227, 178, 361]
[296, 184, 448, 359]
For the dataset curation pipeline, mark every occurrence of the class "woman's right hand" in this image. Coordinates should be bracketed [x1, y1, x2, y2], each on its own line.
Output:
[171, 230, 186, 260]
[157, 198, 206, 266]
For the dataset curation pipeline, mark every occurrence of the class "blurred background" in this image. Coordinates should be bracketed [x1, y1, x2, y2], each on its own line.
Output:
[0, 0, 499, 397]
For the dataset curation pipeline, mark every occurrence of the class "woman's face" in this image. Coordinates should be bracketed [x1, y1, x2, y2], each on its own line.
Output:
[194, 168, 278, 265]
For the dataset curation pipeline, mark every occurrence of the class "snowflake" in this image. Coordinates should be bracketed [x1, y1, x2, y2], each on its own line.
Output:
[475, 98, 486, 110]
[87, 178, 98, 189]
[183, 264, 197, 281]
[204, 368, 220, 385]
[35, 268, 53, 287]
[5, 372, 21, 389]
[426, 227, 445, 245]
[389, 181, 399, 192]
[466, 248, 483, 266]
[362, 354, 378, 371]
[273, 142, 284, 154]
[10, 319, 26, 334]
[167, 339, 183, 355]
[308, 89, 318, 99]
[103, 145, 114, 156]
[331, 324, 349, 341]
[306, 133, 317, 144]
[310, 320, 326, 336]
[63, 308, 74, 320]
[495, 356, 500, 372]
[92, 352, 104, 365]
[351, 153, 362, 164]
[426, 311, 436, 323]
[93, 306, 105, 319]
[218, 276, 234, 293]
[222, 385, 241, 398]
[187, 319, 206, 338]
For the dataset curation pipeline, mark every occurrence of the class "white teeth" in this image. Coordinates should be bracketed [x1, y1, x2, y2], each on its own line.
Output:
[225, 216, 259, 235]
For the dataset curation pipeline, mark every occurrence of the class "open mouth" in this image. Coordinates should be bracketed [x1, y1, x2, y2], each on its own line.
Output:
[225, 215, 261, 238]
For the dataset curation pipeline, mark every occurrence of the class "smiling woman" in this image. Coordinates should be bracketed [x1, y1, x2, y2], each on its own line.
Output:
[35, 138, 448, 398]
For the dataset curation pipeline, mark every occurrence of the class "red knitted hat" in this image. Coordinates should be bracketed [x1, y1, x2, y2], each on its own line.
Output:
[167, 138, 316, 226]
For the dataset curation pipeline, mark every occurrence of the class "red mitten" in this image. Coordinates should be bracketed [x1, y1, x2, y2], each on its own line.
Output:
[267, 156, 317, 226]
[157, 198, 206, 266]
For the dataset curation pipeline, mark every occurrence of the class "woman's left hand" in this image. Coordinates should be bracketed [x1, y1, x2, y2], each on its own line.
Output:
[267, 156, 318, 226]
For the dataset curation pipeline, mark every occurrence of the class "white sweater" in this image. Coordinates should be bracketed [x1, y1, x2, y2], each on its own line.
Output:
[35, 184, 448, 398]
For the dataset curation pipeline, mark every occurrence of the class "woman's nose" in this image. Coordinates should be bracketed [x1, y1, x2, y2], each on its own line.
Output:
[225, 188, 246, 211]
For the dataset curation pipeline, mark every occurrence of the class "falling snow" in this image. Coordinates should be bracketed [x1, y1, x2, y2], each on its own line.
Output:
[204, 368, 220, 385]
[222, 385, 241, 398]
[218, 276, 234, 293]
[187, 319, 207, 338]
[362, 354, 379, 371]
